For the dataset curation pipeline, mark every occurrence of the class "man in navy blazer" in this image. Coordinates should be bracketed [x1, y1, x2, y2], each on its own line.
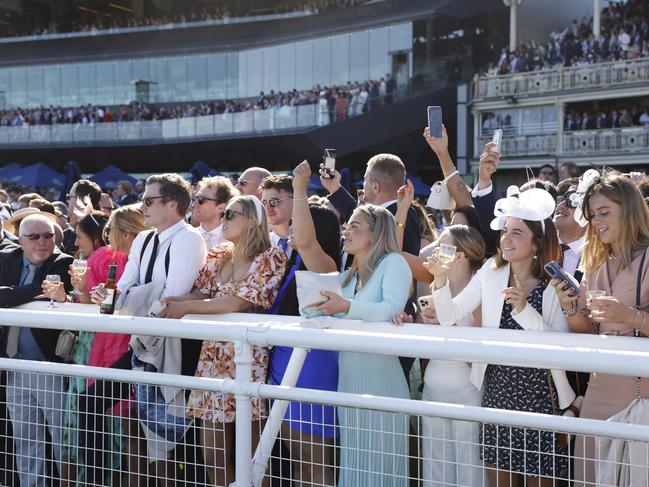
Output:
[0, 214, 73, 486]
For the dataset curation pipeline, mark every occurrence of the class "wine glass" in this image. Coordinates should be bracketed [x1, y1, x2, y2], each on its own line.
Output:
[45, 275, 61, 309]
[71, 259, 88, 278]
[437, 244, 457, 265]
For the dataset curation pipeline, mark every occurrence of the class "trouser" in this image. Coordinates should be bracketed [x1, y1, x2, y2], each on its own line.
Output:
[78, 350, 133, 486]
[6, 370, 66, 487]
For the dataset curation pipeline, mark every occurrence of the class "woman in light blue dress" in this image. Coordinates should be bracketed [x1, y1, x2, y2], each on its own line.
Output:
[313, 204, 412, 487]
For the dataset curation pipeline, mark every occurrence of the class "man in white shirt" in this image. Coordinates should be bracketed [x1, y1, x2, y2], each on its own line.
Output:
[192, 176, 238, 251]
[89, 173, 207, 483]
[553, 183, 586, 278]
[235, 167, 271, 199]
[259, 174, 294, 258]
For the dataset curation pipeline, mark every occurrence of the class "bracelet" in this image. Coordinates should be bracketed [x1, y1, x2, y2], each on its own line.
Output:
[396, 221, 405, 229]
[562, 301, 578, 317]
[633, 308, 641, 327]
[640, 311, 647, 333]
[293, 195, 308, 201]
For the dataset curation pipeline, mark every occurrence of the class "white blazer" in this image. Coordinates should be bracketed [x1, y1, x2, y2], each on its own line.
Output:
[431, 257, 576, 408]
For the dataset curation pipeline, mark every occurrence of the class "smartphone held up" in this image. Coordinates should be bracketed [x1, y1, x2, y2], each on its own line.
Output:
[427, 106, 443, 138]
[322, 148, 336, 179]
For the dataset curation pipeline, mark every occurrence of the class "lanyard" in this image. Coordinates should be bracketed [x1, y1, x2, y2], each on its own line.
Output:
[268, 254, 302, 315]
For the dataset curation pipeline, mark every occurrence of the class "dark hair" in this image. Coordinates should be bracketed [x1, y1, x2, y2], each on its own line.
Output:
[117, 180, 134, 195]
[29, 198, 56, 215]
[146, 173, 192, 216]
[72, 180, 102, 210]
[307, 203, 341, 267]
[537, 164, 555, 176]
[495, 218, 561, 281]
[452, 206, 498, 256]
[259, 174, 294, 195]
[77, 211, 109, 250]
[560, 162, 581, 178]
[556, 177, 580, 196]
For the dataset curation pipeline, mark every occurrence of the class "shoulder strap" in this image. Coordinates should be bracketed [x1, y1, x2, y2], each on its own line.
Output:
[139, 231, 155, 263]
[636, 249, 647, 310]
[165, 245, 171, 277]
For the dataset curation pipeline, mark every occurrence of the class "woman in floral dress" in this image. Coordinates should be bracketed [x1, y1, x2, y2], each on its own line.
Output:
[160, 195, 287, 486]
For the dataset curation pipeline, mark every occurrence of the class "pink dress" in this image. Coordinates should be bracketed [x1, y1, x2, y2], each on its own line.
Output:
[85, 246, 130, 415]
[186, 244, 287, 424]
[574, 252, 649, 486]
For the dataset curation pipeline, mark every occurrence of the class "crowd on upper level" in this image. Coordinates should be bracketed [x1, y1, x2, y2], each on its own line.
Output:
[484, 0, 649, 75]
[0, 75, 398, 128]
[0, 0, 366, 39]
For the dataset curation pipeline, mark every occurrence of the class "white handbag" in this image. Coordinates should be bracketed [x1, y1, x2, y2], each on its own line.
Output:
[295, 270, 342, 316]
[426, 170, 459, 210]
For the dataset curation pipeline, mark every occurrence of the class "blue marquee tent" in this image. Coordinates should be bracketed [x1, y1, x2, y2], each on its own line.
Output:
[90, 165, 136, 190]
[5, 162, 65, 189]
[407, 173, 431, 197]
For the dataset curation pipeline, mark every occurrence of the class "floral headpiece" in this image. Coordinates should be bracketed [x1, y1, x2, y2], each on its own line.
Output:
[569, 169, 601, 227]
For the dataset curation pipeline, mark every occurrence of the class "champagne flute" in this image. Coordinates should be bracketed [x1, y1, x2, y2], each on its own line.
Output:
[437, 244, 457, 265]
[45, 275, 61, 309]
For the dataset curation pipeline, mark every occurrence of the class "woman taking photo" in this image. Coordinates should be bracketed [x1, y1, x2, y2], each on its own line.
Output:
[267, 161, 341, 486]
[427, 188, 575, 487]
[159, 195, 287, 486]
[312, 204, 412, 487]
[552, 170, 649, 486]
[418, 224, 486, 487]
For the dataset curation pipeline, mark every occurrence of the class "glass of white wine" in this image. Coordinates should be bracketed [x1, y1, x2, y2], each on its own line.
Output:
[437, 244, 457, 265]
[45, 275, 61, 309]
[71, 259, 88, 278]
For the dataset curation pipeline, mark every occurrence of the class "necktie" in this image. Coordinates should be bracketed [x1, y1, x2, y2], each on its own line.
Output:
[560, 243, 570, 252]
[278, 237, 289, 255]
[144, 234, 160, 284]
[7, 263, 37, 357]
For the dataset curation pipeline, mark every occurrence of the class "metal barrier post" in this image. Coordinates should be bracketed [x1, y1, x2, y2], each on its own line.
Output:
[234, 339, 253, 487]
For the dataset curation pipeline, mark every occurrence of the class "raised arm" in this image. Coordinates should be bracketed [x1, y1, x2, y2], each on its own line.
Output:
[423, 125, 473, 209]
[292, 161, 338, 273]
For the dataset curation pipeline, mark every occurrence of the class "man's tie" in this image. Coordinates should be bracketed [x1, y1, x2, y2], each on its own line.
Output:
[278, 237, 289, 255]
[144, 234, 160, 284]
[560, 243, 570, 253]
[7, 263, 37, 357]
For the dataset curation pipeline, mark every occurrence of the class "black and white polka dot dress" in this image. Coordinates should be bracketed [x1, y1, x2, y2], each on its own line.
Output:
[480, 281, 568, 477]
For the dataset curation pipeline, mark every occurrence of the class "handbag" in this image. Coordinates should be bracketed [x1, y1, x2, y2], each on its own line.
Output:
[55, 330, 77, 362]
[295, 270, 342, 316]
[426, 170, 459, 210]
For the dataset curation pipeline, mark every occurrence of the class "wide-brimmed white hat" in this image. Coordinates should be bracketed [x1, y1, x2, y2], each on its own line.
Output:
[490, 186, 556, 233]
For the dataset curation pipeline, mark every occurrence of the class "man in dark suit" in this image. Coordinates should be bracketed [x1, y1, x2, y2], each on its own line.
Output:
[0, 218, 18, 251]
[113, 180, 140, 207]
[0, 213, 73, 486]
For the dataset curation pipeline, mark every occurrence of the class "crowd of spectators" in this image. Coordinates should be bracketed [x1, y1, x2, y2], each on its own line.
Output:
[0, 75, 398, 128]
[0, 0, 367, 39]
[564, 105, 649, 131]
[484, 0, 649, 76]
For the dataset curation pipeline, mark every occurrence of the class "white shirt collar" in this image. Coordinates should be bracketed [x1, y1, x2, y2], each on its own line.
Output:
[379, 199, 398, 209]
[157, 219, 187, 243]
[199, 223, 222, 236]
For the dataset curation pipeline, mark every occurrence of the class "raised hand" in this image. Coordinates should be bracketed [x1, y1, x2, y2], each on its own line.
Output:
[503, 275, 527, 314]
[293, 160, 311, 193]
[423, 124, 449, 156]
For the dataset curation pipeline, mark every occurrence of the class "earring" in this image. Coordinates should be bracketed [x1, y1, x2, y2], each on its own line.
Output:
[533, 255, 539, 260]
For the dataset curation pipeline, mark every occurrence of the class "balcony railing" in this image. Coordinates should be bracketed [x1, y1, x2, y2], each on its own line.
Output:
[477, 127, 649, 157]
[473, 56, 649, 100]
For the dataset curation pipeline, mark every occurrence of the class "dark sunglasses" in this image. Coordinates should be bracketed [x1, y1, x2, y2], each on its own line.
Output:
[220, 209, 245, 221]
[556, 193, 577, 209]
[261, 196, 292, 208]
[23, 232, 55, 241]
[142, 196, 166, 207]
[193, 195, 219, 205]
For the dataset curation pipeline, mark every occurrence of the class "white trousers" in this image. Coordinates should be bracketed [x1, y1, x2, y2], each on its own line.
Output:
[6, 371, 66, 487]
[421, 361, 486, 487]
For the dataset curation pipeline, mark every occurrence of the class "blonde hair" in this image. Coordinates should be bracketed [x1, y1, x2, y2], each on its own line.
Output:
[227, 195, 271, 262]
[107, 205, 149, 254]
[445, 224, 485, 272]
[343, 205, 400, 288]
[581, 173, 649, 273]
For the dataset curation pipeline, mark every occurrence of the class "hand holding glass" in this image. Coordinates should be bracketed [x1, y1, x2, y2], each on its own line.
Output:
[45, 275, 61, 309]
[437, 244, 457, 265]
[71, 259, 87, 277]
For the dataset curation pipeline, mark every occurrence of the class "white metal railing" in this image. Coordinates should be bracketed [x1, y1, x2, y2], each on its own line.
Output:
[0, 104, 322, 147]
[473, 56, 649, 100]
[1, 301, 649, 486]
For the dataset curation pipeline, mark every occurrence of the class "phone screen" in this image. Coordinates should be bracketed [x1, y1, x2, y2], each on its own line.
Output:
[322, 149, 336, 179]
[427, 106, 443, 138]
[492, 128, 503, 154]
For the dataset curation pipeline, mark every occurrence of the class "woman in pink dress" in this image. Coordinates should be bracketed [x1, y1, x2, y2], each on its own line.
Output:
[553, 171, 649, 486]
[160, 195, 287, 486]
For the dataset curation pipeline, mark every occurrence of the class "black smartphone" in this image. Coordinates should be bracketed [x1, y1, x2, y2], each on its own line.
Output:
[322, 149, 336, 179]
[427, 106, 443, 138]
[544, 261, 580, 297]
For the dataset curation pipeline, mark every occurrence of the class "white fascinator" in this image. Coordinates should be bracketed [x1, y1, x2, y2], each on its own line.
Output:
[569, 169, 601, 227]
[490, 187, 556, 233]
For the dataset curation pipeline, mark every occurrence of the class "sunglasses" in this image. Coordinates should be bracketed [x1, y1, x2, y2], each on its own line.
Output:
[23, 232, 55, 241]
[193, 195, 219, 205]
[142, 196, 166, 207]
[261, 196, 292, 208]
[220, 209, 245, 221]
[556, 193, 577, 209]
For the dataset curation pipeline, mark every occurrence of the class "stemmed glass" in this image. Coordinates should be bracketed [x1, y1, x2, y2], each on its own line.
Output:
[70, 260, 88, 300]
[45, 275, 61, 309]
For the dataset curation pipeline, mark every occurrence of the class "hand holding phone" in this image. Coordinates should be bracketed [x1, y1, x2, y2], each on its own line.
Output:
[492, 128, 503, 154]
[427, 106, 443, 138]
[321, 149, 336, 179]
[544, 261, 580, 297]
